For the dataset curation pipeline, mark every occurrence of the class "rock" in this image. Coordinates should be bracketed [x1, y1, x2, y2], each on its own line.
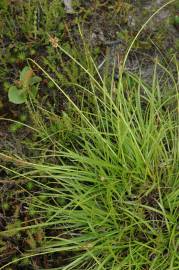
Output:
[63, 0, 74, 14]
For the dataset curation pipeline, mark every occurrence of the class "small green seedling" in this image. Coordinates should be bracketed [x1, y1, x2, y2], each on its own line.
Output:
[9, 113, 27, 133]
[173, 14, 179, 30]
[174, 15, 179, 25]
[26, 181, 34, 190]
[8, 66, 42, 104]
[9, 122, 23, 133]
[2, 202, 10, 211]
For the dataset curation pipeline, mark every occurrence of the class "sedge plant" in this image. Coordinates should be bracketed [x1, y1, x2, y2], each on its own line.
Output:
[0, 1, 178, 269]
[0, 49, 178, 270]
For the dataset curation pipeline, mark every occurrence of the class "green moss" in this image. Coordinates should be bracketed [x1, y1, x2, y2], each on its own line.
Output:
[9, 122, 23, 133]
[26, 181, 34, 190]
[2, 202, 9, 211]
[175, 38, 179, 50]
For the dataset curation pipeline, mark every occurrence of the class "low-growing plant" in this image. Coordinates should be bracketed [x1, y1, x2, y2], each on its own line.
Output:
[8, 66, 41, 104]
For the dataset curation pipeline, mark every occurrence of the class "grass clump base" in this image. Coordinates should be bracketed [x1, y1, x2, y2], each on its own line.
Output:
[0, 47, 178, 270]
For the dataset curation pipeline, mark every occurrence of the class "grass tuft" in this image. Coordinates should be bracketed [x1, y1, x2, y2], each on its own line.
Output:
[0, 46, 178, 269]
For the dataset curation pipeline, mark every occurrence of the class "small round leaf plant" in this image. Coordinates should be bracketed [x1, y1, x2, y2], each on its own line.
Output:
[8, 66, 41, 104]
